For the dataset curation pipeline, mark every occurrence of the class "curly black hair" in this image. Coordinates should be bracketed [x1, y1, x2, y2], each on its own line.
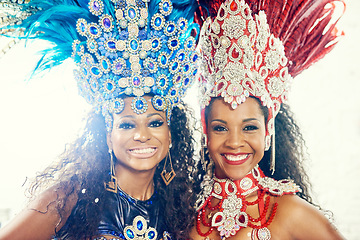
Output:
[194, 97, 314, 205]
[27, 103, 197, 240]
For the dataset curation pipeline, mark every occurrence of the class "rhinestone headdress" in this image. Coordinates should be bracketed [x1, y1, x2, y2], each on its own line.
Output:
[0, 0, 199, 130]
[197, 0, 344, 149]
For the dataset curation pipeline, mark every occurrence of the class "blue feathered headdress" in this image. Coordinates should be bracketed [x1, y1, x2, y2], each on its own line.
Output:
[0, 0, 200, 130]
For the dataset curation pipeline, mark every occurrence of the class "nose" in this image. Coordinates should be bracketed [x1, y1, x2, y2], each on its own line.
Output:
[225, 130, 245, 149]
[133, 125, 151, 142]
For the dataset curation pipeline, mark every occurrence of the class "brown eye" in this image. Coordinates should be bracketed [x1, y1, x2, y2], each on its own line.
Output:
[213, 125, 227, 132]
[149, 120, 164, 128]
[243, 125, 258, 131]
[118, 122, 135, 129]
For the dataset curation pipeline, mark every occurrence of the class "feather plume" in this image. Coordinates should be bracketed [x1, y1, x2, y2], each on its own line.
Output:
[1, 0, 200, 75]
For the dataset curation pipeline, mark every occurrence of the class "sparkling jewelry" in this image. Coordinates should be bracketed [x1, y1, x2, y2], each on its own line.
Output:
[195, 165, 300, 239]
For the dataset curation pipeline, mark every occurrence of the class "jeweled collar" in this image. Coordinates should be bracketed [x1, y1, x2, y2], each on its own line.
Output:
[195, 165, 301, 240]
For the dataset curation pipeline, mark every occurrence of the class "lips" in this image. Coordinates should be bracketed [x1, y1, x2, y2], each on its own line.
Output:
[128, 147, 157, 158]
[222, 153, 250, 165]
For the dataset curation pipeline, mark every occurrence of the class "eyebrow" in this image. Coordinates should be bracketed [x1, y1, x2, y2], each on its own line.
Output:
[211, 118, 260, 124]
[119, 113, 165, 120]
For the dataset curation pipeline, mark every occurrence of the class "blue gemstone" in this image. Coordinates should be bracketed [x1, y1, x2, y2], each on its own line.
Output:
[102, 60, 108, 69]
[184, 64, 189, 72]
[103, 18, 111, 29]
[192, 69, 198, 76]
[133, 77, 140, 86]
[91, 67, 100, 75]
[107, 41, 116, 50]
[80, 22, 86, 33]
[114, 101, 121, 109]
[91, 81, 97, 89]
[89, 26, 98, 35]
[128, 8, 136, 19]
[178, 53, 185, 61]
[148, 62, 155, 70]
[148, 230, 156, 239]
[161, 55, 167, 65]
[175, 75, 181, 83]
[179, 20, 185, 30]
[126, 229, 135, 239]
[130, 40, 138, 51]
[170, 40, 178, 47]
[137, 220, 143, 230]
[193, 54, 198, 62]
[167, 24, 175, 33]
[184, 77, 189, 86]
[156, 99, 163, 106]
[152, 39, 159, 48]
[82, 68, 88, 76]
[106, 82, 113, 91]
[115, 62, 123, 71]
[89, 42, 96, 50]
[136, 99, 144, 110]
[171, 89, 176, 96]
[159, 78, 165, 87]
[187, 40, 193, 48]
[171, 62, 178, 71]
[155, 17, 162, 27]
[163, 2, 170, 12]
[93, 0, 100, 11]
[174, 97, 179, 103]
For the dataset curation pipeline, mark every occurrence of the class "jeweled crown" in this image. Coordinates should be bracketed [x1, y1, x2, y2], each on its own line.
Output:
[198, 0, 290, 113]
[198, 0, 292, 147]
[72, 0, 198, 128]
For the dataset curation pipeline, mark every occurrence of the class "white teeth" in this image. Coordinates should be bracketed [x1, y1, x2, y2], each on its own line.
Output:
[224, 154, 248, 161]
[130, 148, 155, 154]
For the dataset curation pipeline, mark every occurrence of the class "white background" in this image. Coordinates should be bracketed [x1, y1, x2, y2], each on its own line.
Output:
[0, 1, 359, 238]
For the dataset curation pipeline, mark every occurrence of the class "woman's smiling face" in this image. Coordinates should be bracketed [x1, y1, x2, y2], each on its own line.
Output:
[206, 97, 266, 180]
[107, 96, 171, 173]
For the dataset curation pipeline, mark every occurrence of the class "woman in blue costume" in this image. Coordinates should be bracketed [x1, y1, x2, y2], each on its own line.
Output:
[0, 0, 199, 239]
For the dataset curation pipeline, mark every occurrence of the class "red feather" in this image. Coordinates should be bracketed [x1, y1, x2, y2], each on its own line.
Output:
[196, 0, 345, 77]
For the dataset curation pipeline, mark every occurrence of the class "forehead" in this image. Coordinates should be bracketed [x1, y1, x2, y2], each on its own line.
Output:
[209, 98, 264, 121]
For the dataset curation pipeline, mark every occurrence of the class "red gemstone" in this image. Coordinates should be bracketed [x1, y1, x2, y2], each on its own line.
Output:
[215, 215, 222, 223]
[239, 214, 245, 223]
[219, 8, 225, 18]
[228, 184, 234, 193]
[217, 82, 224, 90]
[231, 48, 239, 59]
[230, 1, 237, 11]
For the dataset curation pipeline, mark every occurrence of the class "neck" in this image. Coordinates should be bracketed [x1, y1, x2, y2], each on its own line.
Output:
[114, 164, 156, 201]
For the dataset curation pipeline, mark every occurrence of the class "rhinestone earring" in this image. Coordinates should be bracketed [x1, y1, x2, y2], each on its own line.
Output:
[104, 149, 118, 193]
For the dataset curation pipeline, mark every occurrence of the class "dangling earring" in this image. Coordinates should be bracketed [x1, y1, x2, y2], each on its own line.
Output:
[270, 125, 276, 175]
[200, 133, 207, 171]
[104, 149, 118, 193]
[161, 143, 176, 185]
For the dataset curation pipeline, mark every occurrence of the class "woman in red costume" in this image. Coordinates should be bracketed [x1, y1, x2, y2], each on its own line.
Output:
[191, 0, 345, 239]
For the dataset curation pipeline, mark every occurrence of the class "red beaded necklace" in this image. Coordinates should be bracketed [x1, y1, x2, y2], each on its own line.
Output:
[195, 166, 300, 240]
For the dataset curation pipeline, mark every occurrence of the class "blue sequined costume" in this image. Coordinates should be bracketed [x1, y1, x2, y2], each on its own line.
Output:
[56, 188, 171, 240]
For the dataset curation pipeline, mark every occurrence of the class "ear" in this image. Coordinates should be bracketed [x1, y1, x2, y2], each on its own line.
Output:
[107, 132, 113, 150]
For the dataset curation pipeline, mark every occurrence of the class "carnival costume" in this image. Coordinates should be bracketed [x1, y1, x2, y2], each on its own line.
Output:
[195, 0, 344, 239]
[1, 0, 199, 239]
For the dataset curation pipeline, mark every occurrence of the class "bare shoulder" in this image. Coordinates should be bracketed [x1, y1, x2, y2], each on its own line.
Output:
[275, 195, 344, 240]
[0, 184, 78, 240]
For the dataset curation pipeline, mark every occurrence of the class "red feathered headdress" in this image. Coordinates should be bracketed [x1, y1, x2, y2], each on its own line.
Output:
[196, 0, 345, 170]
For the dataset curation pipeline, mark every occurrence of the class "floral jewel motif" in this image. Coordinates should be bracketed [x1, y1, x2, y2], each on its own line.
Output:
[195, 165, 300, 239]
[72, 0, 199, 130]
[198, 0, 291, 144]
[124, 215, 157, 240]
